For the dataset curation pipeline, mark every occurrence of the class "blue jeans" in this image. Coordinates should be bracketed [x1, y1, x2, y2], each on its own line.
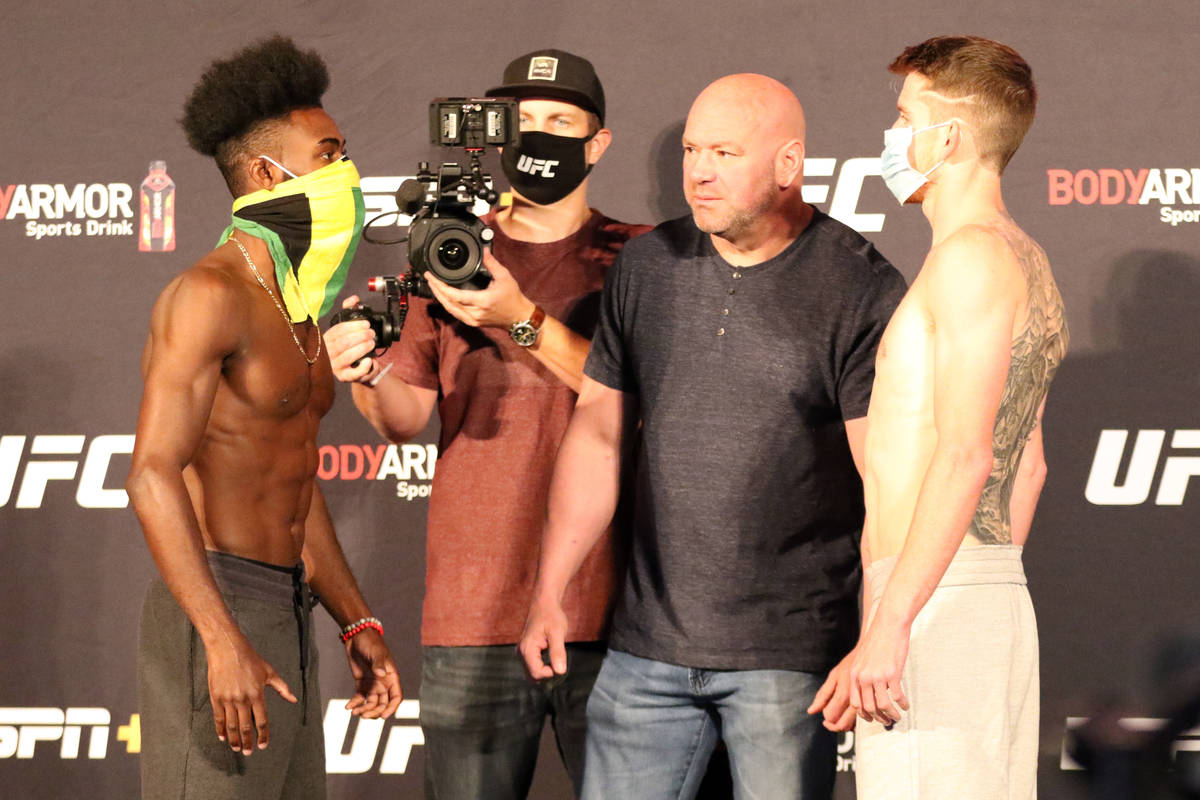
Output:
[582, 649, 836, 800]
[419, 643, 606, 800]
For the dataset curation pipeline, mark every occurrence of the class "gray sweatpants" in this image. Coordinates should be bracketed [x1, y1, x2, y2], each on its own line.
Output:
[138, 550, 325, 799]
[855, 545, 1039, 800]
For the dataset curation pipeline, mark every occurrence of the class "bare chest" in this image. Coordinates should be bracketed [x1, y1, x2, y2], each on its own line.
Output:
[871, 288, 934, 416]
[220, 305, 335, 421]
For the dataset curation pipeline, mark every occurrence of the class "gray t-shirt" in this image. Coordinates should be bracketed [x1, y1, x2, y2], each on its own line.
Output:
[584, 210, 906, 671]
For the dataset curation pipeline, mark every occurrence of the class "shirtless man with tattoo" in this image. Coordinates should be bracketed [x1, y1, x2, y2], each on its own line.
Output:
[807, 36, 1068, 798]
[127, 37, 400, 799]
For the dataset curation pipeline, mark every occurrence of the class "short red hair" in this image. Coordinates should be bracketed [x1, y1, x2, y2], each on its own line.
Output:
[889, 36, 1036, 173]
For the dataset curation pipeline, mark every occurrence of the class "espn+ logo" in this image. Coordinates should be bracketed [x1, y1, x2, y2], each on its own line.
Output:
[0, 701, 425, 774]
[0, 708, 135, 760]
[1047, 168, 1200, 226]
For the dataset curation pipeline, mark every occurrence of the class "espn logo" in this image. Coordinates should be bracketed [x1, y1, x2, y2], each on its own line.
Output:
[0, 708, 118, 760]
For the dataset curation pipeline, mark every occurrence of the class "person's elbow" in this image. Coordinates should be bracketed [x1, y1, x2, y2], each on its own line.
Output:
[125, 457, 175, 513]
[937, 439, 995, 486]
[1019, 447, 1048, 493]
[378, 418, 424, 444]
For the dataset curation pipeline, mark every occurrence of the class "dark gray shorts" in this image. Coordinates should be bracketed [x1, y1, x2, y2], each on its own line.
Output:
[138, 550, 325, 799]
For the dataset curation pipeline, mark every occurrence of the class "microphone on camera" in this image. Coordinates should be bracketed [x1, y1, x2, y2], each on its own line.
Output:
[396, 179, 427, 217]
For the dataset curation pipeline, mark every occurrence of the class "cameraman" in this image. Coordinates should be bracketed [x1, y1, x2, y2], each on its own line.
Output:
[324, 49, 649, 799]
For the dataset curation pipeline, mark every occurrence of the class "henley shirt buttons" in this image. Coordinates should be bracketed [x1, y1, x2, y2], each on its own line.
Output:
[722, 308, 729, 315]
[717, 328, 726, 336]
[733, 272, 742, 278]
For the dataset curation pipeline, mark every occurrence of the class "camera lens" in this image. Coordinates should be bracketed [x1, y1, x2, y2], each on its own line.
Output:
[427, 225, 482, 283]
[437, 238, 469, 270]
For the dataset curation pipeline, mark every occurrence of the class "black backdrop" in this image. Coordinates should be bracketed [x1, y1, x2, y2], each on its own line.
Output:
[3, 1, 1199, 797]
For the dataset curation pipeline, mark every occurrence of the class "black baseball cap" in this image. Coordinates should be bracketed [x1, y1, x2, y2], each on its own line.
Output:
[486, 49, 606, 125]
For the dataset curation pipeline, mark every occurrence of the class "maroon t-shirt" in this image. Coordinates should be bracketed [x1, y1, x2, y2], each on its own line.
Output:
[382, 210, 650, 645]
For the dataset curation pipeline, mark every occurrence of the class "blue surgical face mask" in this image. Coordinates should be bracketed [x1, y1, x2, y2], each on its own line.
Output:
[880, 122, 951, 204]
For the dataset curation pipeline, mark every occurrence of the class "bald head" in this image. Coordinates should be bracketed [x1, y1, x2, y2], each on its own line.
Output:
[689, 73, 806, 148]
[682, 73, 809, 248]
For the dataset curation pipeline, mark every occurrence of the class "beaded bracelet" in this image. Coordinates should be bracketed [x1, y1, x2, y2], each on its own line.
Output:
[339, 616, 384, 643]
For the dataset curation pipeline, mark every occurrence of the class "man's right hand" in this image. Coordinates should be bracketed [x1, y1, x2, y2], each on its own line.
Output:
[207, 637, 297, 756]
[324, 295, 379, 384]
[518, 597, 569, 680]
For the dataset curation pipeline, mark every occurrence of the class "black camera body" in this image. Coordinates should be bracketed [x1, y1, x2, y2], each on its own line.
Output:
[404, 161, 495, 292]
[342, 97, 520, 348]
[393, 98, 519, 292]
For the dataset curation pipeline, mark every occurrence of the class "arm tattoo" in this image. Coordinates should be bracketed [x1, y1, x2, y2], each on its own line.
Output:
[968, 227, 1069, 545]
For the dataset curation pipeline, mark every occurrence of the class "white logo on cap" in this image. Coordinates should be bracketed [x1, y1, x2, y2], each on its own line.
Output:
[528, 57, 559, 81]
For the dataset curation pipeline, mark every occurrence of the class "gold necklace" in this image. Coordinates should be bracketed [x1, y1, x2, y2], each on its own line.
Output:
[229, 235, 321, 365]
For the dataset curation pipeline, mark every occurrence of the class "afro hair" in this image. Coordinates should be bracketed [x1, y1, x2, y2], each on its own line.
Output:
[181, 36, 330, 192]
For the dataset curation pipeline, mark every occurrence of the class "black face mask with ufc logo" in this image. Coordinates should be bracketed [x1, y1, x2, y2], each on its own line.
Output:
[501, 131, 595, 205]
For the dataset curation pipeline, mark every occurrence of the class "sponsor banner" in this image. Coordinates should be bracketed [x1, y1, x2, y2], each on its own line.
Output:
[1047, 168, 1200, 226]
[0, 435, 438, 509]
[362, 159, 890, 237]
[0, 434, 134, 510]
[799, 157, 886, 233]
[0, 708, 135, 760]
[1085, 429, 1200, 505]
[316, 443, 438, 502]
[0, 701, 423, 774]
[2, 161, 177, 246]
[0, 702, 855, 777]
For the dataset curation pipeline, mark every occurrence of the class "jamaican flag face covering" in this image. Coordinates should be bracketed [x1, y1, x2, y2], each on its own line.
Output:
[222, 156, 365, 322]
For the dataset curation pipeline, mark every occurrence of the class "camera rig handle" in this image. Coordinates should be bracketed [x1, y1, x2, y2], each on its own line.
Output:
[464, 150, 499, 206]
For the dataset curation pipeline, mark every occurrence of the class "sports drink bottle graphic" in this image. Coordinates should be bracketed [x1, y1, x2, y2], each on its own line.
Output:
[139, 160, 175, 252]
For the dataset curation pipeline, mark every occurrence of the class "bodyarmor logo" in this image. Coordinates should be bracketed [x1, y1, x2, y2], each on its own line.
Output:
[0, 434, 134, 509]
[325, 699, 424, 774]
[316, 443, 438, 502]
[516, 156, 558, 178]
[1, 183, 136, 239]
[1047, 168, 1200, 226]
[1085, 429, 1200, 505]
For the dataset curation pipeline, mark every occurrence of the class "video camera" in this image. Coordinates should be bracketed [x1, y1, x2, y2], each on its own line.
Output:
[332, 98, 519, 346]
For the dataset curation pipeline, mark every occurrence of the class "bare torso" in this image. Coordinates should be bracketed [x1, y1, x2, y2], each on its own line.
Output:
[863, 218, 1068, 562]
[143, 245, 334, 566]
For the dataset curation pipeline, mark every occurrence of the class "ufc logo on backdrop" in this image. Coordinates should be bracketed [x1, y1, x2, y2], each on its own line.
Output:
[1085, 429, 1200, 505]
[516, 156, 558, 177]
[0, 434, 134, 509]
[324, 699, 424, 774]
[801, 157, 885, 233]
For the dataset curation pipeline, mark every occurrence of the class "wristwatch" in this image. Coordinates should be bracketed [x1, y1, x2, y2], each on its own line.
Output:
[508, 305, 546, 347]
